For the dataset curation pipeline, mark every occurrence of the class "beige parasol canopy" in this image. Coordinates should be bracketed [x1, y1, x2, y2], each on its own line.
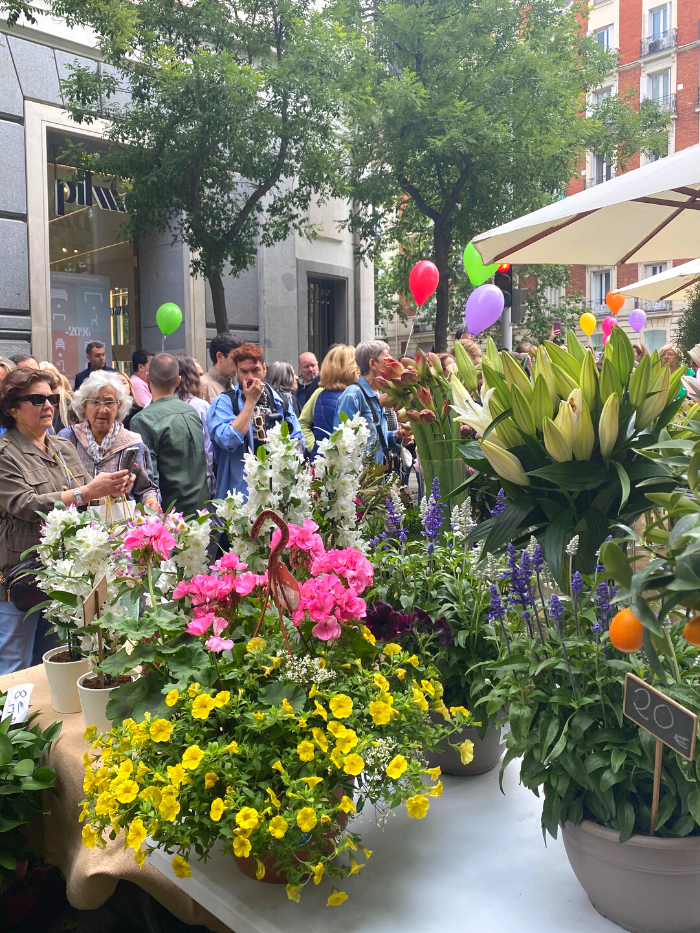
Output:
[472, 144, 700, 266]
[614, 258, 700, 303]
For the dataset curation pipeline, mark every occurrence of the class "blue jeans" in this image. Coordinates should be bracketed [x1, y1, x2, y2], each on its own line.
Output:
[0, 602, 46, 675]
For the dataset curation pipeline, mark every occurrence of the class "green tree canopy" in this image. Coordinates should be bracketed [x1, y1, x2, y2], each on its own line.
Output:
[674, 286, 700, 356]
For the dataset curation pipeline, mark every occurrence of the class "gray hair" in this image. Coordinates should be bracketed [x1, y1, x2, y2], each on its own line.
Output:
[355, 340, 390, 376]
[0, 357, 16, 376]
[267, 361, 296, 395]
[72, 371, 132, 422]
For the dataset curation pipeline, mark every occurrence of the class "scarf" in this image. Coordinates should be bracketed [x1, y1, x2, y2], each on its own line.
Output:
[84, 420, 121, 464]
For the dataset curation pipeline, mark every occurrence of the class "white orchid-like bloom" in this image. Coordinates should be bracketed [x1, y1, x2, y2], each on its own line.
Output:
[451, 379, 494, 437]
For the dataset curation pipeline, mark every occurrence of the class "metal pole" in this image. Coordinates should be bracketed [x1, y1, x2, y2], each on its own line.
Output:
[501, 305, 512, 351]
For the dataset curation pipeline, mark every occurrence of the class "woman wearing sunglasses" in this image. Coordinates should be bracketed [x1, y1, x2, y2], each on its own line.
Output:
[0, 368, 134, 674]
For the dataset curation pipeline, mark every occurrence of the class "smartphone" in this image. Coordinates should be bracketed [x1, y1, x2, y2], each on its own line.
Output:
[553, 321, 562, 337]
[120, 446, 141, 473]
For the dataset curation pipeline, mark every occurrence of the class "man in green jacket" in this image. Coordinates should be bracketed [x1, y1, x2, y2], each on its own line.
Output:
[130, 353, 210, 516]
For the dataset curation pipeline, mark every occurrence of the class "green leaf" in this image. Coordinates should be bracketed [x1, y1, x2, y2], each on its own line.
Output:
[654, 793, 677, 832]
[481, 500, 538, 555]
[11, 758, 34, 777]
[528, 462, 607, 491]
[544, 507, 575, 589]
[507, 701, 533, 744]
[617, 800, 635, 842]
[543, 722, 569, 766]
[610, 748, 626, 774]
[687, 788, 700, 825]
[104, 671, 170, 723]
[600, 540, 632, 588]
[258, 683, 306, 713]
[611, 461, 631, 510]
[0, 734, 12, 767]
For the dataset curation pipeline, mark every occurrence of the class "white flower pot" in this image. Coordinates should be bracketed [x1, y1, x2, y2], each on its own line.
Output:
[77, 671, 136, 734]
[43, 646, 92, 714]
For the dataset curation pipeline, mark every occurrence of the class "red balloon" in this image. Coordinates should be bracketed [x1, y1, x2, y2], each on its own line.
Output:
[409, 261, 439, 306]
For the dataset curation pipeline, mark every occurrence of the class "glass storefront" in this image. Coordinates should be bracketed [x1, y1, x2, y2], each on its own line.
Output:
[47, 130, 138, 380]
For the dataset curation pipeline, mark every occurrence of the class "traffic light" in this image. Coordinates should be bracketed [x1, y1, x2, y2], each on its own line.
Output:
[494, 263, 513, 308]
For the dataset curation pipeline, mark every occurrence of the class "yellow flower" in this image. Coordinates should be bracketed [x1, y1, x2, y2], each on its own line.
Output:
[268, 815, 288, 838]
[246, 637, 267, 653]
[329, 694, 353, 719]
[330, 747, 343, 768]
[349, 856, 365, 875]
[210, 798, 225, 822]
[167, 763, 188, 787]
[133, 847, 147, 868]
[213, 691, 230, 708]
[83, 770, 98, 794]
[236, 807, 260, 831]
[327, 891, 348, 907]
[411, 686, 429, 712]
[342, 754, 364, 776]
[297, 740, 315, 762]
[94, 791, 116, 816]
[311, 728, 328, 752]
[165, 689, 180, 707]
[425, 766, 441, 780]
[296, 807, 318, 833]
[406, 794, 430, 819]
[272, 760, 285, 774]
[223, 741, 239, 753]
[335, 729, 358, 753]
[205, 772, 219, 789]
[449, 706, 470, 718]
[374, 672, 390, 692]
[187, 682, 201, 697]
[286, 884, 301, 903]
[136, 762, 150, 781]
[386, 754, 408, 780]
[313, 700, 328, 721]
[159, 797, 181, 822]
[118, 759, 134, 775]
[266, 786, 282, 807]
[149, 719, 173, 743]
[253, 711, 265, 722]
[361, 626, 376, 645]
[360, 845, 373, 859]
[369, 700, 393, 726]
[338, 795, 355, 814]
[407, 655, 420, 667]
[114, 780, 139, 804]
[301, 776, 323, 788]
[127, 818, 147, 851]
[313, 862, 324, 885]
[457, 739, 475, 765]
[308, 684, 319, 698]
[171, 855, 192, 878]
[395, 668, 406, 680]
[298, 718, 307, 728]
[192, 694, 217, 720]
[82, 824, 97, 849]
[327, 720, 346, 738]
[254, 858, 265, 880]
[281, 698, 294, 715]
[427, 781, 444, 798]
[182, 745, 204, 770]
[420, 680, 436, 697]
[84, 725, 98, 741]
[383, 643, 401, 656]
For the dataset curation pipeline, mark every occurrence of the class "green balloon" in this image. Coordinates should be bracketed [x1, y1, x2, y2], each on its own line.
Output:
[156, 302, 183, 337]
[463, 241, 500, 287]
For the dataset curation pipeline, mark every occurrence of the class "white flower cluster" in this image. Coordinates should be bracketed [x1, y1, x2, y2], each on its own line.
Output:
[451, 498, 476, 539]
[37, 504, 84, 557]
[389, 487, 406, 526]
[280, 654, 338, 686]
[566, 535, 580, 557]
[362, 736, 398, 771]
[313, 415, 370, 549]
[171, 512, 213, 577]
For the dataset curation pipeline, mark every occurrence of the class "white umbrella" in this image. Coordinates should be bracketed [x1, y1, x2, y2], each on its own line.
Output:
[472, 144, 700, 265]
[615, 258, 700, 303]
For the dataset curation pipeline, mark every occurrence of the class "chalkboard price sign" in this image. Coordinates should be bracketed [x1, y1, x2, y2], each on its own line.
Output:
[623, 672, 697, 761]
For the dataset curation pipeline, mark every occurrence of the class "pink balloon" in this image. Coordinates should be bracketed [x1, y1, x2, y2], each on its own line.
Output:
[465, 285, 505, 335]
[601, 316, 617, 338]
[629, 309, 647, 333]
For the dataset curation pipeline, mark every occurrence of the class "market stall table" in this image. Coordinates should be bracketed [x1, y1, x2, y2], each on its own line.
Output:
[149, 759, 620, 933]
[0, 664, 231, 933]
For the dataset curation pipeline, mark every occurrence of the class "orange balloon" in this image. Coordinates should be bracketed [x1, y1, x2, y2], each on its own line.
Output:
[606, 291, 625, 315]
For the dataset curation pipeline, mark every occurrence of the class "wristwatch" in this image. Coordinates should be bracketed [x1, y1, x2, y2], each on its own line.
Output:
[73, 485, 84, 506]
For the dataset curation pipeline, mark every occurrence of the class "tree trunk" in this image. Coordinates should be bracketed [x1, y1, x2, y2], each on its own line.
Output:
[433, 228, 451, 353]
[207, 269, 229, 334]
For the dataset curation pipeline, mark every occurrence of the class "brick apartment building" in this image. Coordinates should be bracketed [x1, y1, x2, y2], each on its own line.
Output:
[566, 0, 700, 351]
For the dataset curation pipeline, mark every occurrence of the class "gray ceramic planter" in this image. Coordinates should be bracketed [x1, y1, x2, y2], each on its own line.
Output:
[425, 720, 504, 776]
[563, 819, 700, 933]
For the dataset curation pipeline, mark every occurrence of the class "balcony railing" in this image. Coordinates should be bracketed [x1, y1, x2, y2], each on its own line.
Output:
[635, 298, 673, 312]
[643, 93, 677, 112]
[374, 324, 386, 338]
[640, 28, 677, 57]
[583, 300, 611, 316]
[584, 173, 615, 189]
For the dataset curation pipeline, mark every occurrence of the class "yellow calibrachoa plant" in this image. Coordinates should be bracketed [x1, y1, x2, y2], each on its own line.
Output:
[79, 635, 469, 904]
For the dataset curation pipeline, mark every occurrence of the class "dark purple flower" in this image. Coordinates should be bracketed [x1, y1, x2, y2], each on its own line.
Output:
[571, 571, 584, 595]
[422, 477, 446, 554]
[592, 621, 603, 633]
[489, 584, 504, 620]
[433, 617, 453, 646]
[549, 594, 563, 623]
[395, 613, 415, 635]
[385, 496, 402, 533]
[490, 488, 506, 516]
[364, 601, 400, 640]
[532, 543, 545, 573]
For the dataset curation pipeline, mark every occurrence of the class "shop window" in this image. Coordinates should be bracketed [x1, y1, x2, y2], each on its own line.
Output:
[47, 130, 138, 380]
[645, 329, 667, 352]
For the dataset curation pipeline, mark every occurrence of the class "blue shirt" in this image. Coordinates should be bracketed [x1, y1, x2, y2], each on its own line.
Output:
[333, 376, 398, 465]
[207, 385, 304, 499]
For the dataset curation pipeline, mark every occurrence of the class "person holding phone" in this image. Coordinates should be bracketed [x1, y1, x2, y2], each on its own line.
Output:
[59, 371, 161, 514]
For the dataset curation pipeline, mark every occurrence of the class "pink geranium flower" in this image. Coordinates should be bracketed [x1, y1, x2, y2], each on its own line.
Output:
[206, 636, 234, 652]
[211, 552, 248, 574]
[272, 521, 325, 559]
[311, 618, 342, 641]
[186, 612, 215, 636]
[233, 572, 267, 596]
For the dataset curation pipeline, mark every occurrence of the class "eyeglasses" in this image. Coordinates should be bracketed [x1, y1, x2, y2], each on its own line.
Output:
[85, 398, 118, 409]
[19, 393, 60, 407]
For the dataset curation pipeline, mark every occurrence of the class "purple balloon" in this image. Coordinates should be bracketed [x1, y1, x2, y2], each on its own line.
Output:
[465, 284, 505, 335]
[629, 309, 647, 333]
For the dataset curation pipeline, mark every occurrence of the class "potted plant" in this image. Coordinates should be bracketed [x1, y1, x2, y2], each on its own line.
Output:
[0, 694, 60, 929]
[364, 480, 505, 774]
[79, 517, 465, 905]
[483, 530, 700, 933]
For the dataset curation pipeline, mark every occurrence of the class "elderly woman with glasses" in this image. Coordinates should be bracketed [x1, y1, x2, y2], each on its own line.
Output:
[59, 371, 161, 514]
[0, 368, 134, 674]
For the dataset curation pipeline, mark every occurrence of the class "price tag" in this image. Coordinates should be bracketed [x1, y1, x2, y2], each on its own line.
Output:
[499, 721, 511, 745]
[623, 673, 697, 761]
[1, 683, 34, 724]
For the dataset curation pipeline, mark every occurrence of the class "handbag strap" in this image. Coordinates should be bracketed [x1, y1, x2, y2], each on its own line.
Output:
[357, 385, 391, 460]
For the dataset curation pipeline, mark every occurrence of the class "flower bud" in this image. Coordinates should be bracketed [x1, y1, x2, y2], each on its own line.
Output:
[405, 409, 422, 422]
[542, 417, 573, 462]
[453, 341, 479, 392]
[480, 440, 530, 486]
[635, 366, 670, 430]
[502, 352, 533, 403]
[400, 369, 419, 385]
[419, 409, 437, 424]
[536, 345, 558, 410]
[554, 397, 578, 445]
[572, 399, 595, 460]
[511, 384, 536, 436]
[532, 374, 554, 430]
[628, 353, 651, 410]
[552, 363, 577, 400]
[396, 408, 408, 421]
[599, 392, 619, 458]
[484, 337, 503, 373]
[414, 348, 430, 378]
[580, 349, 599, 413]
[600, 358, 623, 402]
[427, 352, 444, 378]
[416, 385, 435, 411]
[381, 356, 404, 381]
[488, 398, 522, 448]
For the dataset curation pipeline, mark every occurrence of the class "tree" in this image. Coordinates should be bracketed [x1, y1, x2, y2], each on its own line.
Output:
[16, 0, 349, 333]
[519, 266, 583, 345]
[674, 286, 700, 355]
[343, 0, 670, 352]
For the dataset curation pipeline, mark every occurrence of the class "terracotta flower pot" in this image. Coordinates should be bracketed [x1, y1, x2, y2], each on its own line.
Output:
[425, 715, 505, 776]
[563, 819, 700, 933]
[42, 646, 91, 714]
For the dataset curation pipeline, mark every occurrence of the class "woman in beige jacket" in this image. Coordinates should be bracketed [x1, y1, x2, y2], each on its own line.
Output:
[0, 368, 132, 674]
